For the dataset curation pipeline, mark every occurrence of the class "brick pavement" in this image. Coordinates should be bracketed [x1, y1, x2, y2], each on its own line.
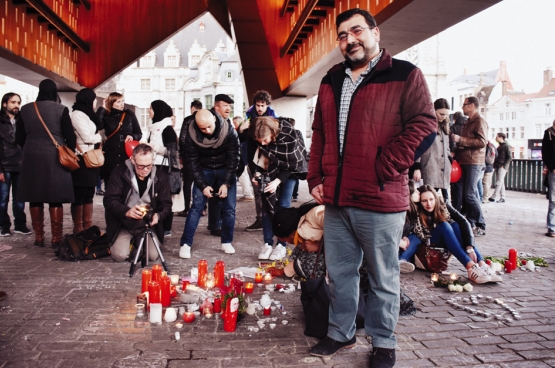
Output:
[0, 183, 554, 367]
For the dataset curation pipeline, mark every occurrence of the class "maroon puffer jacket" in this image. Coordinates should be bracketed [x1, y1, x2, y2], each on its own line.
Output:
[307, 49, 437, 213]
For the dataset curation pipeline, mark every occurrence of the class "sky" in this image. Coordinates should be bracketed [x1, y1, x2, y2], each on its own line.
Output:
[438, 0, 555, 93]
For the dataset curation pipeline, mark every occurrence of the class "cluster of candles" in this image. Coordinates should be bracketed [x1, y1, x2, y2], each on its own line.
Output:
[430, 272, 459, 283]
[446, 295, 521, 323]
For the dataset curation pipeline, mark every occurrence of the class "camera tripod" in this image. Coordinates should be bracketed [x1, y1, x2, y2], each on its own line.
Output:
[129, 224, 170, 277]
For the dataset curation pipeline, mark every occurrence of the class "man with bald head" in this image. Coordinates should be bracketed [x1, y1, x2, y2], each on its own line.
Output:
[178, 108, 240, 258]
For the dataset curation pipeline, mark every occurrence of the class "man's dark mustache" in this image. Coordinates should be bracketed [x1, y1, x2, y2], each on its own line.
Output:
[346, 42, 364, 52]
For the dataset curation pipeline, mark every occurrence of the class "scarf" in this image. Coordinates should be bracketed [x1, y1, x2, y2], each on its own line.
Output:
[72, 88, 100, 127]
[151, 100, 173, 123]
[413, 205, 452, 243]
[188, 112, 229, 149]
[36, 79, 59, 102]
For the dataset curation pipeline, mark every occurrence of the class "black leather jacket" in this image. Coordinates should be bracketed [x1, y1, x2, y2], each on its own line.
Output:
[184, 111, 240, 190]
[0, 111, 22, 173]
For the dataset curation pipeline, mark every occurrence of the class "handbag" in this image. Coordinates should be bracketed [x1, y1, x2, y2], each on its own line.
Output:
[34, 102, 80, 171]
[299, 244, 329, 339]
[414, 242, 451, 273]
[163, 150, 182, 195]
[74, 127, 105, 169]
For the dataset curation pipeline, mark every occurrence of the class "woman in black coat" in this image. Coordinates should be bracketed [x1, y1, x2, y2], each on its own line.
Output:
[100, 92, 142, 184]
[16, 79, 76, 248]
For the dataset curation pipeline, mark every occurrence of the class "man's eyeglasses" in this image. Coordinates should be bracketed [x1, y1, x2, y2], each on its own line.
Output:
[135, 164, 153, 170]
[336, 26, 370, 43]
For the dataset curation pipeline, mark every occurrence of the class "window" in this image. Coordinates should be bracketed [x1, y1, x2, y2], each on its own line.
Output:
[205, 95, 213, 110]
[511, 127, 516, 139]
[511, 112, 516, 120]
[546, 103, 552, 115]
[165, 78, 175, 90]
[505, 112, 510, 120]
[228, 94, 234, 116]
[536, 124, 542, 138]
[141, 79, 151, 90]
[499, 113, 504, 121]
[166, 55, 177, 67]
[225, 70, 233, 81]
[141, 108, 150, 128]
[520, 127, 525, 138]
[491, 128, 496, 140]
[141, 55, 154, 67]
[191, 55, 200, 67]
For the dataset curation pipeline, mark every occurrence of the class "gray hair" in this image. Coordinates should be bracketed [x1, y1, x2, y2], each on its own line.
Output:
[132, 143, 154, 158]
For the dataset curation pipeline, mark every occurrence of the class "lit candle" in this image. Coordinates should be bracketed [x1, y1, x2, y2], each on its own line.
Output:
[151, 264, 162, 283]
[254, 272, 263, 283]
[450, 273, 458, 281]
[245, 282, 254, 294]
[263, 273, 272, 284]
[204, 273, 215, 290]
[263, 307, 271, 316]
[183, 312, 195, 323]
[431, 273, 439, 283]
[203, 305, 213, 318]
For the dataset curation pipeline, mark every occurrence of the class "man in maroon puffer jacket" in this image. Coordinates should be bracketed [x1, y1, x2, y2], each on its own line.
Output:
[307, 8, 436, 367]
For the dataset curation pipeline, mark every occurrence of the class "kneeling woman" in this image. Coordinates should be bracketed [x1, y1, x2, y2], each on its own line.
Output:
[399, 185, 501, 284]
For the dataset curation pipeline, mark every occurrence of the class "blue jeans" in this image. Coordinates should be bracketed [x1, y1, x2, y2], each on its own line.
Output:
[179, 169, 236, 246]
[262, 177, 296, 245]
[461, 164, 485, 228]
[399, 222, 483, 267]
[324, 205, 403, 349]
[0, 172, 26, 230]
[477, 168, 485, 202]
[547, 171, 555, 232]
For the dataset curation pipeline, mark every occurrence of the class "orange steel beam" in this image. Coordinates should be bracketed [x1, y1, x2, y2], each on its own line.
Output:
[23, 0, 89, 52]
[280, 0, 318, 58]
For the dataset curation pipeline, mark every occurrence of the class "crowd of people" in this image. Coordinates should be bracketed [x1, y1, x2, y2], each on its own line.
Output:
[0, 8, 527, 368]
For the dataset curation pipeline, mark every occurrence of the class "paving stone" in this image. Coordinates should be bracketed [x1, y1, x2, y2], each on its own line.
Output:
[499, 362, 552, 368]
[476, 352, 525, 363]
[517, 349, 555, 360]
[430, 355, 482, 366]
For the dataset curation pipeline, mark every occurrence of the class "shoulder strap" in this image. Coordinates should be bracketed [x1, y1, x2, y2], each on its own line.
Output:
[105, 112, 126, 141]
[34, 102, 60, 148]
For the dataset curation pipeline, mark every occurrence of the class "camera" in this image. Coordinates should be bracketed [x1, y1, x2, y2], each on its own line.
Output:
[139, 205, 154, 225]
[256, 174, 271, 194]
[211, 192, 220, 198]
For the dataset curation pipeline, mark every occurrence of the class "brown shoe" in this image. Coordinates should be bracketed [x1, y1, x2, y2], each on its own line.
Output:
[49, 207, 64, 249]
[30, 207, 45, 247]
[83, 203, 93, 230]
[71, 204, 83, 235]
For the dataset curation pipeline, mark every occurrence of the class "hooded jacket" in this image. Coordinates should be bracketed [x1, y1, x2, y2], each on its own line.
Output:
[307, 49, 437, 212]
[0, 111, 22, 173]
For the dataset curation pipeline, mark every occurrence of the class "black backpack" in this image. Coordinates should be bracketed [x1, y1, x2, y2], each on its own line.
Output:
[56, 225, 111, 261]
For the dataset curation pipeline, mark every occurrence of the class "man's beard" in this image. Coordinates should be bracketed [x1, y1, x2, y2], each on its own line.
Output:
[344, 41, 375, 67]
[7, 107, 19, 116]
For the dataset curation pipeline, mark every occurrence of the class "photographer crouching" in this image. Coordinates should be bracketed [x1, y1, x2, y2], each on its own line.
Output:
[104, 143, 172, 262]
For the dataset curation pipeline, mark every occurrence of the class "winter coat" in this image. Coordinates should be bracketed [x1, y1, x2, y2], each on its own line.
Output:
[307, 49, 437, 212]
[494, 141, 512, 169]
[419, 130, 451, 189]
[542, 128, 555, 171]
[103, 161, 172, 245]
[0, 111, 22, 173]
[70, 110, 103, 187]
[147, 117, 174, 166]
[185, 110, 240, 191]
[100, 109, 142, 180]
[16, 101, 76, 203]
[455, 114, 488, 166]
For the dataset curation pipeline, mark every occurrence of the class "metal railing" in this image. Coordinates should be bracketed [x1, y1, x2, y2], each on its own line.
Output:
[492, 159, 546, 194]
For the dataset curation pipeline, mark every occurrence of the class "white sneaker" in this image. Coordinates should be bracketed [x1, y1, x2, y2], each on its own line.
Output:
[399, 259, 415, 273]
[221, 243, 235, 254]
[258, 243, 273, 260]
[481, 264, 503, 282]
[467, 264, 491, 284]
[179, 244, 191, 259]
[269, 244, 287, 261]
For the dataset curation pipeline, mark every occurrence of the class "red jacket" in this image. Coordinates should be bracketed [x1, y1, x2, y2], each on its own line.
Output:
[307, 49, 437, 212]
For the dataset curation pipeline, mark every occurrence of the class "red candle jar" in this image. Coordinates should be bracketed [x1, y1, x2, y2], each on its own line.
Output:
[182, 280, 190, 291]
[504, 260, 512, 273]
[214, 261, 225, 288]
[183, 312, 195, 323]
[508, 248, 518, 271]
[141, 269, 152, 293]
[485, 259, 492, 266]
[198, 260, 208, 288]
[161, 276, 171, 307]
[244, 282, 254, 294]
[213, 296, 221, 313]
[223, 297, 239, 332]
[151, 264, 162, 283]
[263, 307, 271, 316]
[254, 272, 263, 283]
[148, 281, 161, 304]
[170, 285, 177, 298]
